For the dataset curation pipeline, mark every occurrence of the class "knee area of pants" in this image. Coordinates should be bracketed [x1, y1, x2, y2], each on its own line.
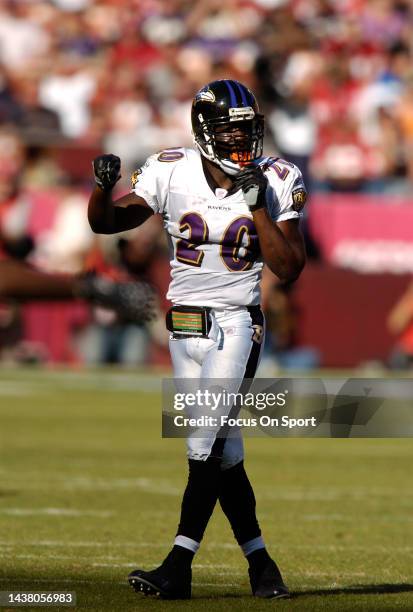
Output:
[220, 455, 246, 471]
[220, 459, 244, 474]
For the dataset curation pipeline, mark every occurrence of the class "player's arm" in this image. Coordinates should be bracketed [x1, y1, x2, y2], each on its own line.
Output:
[0, 259, 155, 322]
[0, 259, 75, 299]
[252, 212, 305, 282]
[88, 155, 153, 234]
[233, 167, 306, 283]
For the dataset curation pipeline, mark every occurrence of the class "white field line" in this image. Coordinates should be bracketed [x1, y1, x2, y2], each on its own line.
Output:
[91, 563, 244, 575]
[3, 556, 237, 570]
[0, 578, 125, 585]
[0, 555, 131, 565]
[192, 583, 238, 587]
[193, 564, 234, 569]
[92, 563, 135, 568]
[0, 554, 377, 579]
[2, 503, 412, 523]
[0, 576, 397, 587]
[3, 475, 413, 502]
[32, 562, 371, 581]
[0, 554, 234, 565]
[0, 578, 369, 590]
[0, 369, 164, 384]
[261, 488, 413, 501]
[4, 474, 413, 499]
[0, 578, 241, 587]
[4, 369, 413, 401]
[0, 369, 162, 379]
[0, 540, 169, 549]
[1, 541, 413, 555]
[0, 386, 37, 397]
[0, 374, 161, 394]
[0, 476, 181, 496]
[302, 513, 413, 522]
[0, 508, 113, 518]
[61, 476, 181, 496]
[2, 554, 130, 561]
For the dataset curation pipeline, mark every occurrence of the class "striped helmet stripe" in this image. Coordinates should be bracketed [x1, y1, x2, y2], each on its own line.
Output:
[225, 80, 238, 107]
[234, 81, 248, 106]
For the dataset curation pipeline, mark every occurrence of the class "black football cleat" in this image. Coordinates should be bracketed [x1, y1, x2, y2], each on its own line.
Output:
[249, 558, 290, 599]
[128, 564, 191, 600]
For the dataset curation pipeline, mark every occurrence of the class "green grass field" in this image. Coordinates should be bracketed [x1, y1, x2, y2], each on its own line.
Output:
[0, 368, 412, 611]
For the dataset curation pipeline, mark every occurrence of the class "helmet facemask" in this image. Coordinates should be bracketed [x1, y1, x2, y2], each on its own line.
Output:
[193, 111, 264, 176]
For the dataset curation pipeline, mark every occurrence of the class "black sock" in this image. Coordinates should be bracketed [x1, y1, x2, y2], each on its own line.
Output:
[218, 461, 261, 545]
[246, 547, 271, 572]
[163, 545, 195, 569]
[176, 457, 221, 543]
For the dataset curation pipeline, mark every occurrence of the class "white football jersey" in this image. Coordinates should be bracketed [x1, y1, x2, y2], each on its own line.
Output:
[131, 147, 306, 308]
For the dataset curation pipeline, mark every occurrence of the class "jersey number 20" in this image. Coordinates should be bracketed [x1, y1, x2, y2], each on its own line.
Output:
[176, 212, 259, 272]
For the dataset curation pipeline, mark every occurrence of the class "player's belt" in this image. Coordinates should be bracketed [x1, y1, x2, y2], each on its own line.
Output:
[166, 305, 211, 339]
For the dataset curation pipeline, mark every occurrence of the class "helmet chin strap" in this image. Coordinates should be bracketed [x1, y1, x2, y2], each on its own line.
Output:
[194, 137, 243, 176]
[217, 158, 242, 176]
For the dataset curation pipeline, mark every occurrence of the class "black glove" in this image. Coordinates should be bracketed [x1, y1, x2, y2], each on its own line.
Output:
[232, 165, 268, 211]
[75, 273, 156, 323]
[93, 154, 121, 192]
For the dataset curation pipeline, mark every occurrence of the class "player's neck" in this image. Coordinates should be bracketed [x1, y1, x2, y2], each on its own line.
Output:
[202, 157, 234, 192]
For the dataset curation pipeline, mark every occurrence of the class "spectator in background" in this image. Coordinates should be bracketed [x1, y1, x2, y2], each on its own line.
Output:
[0, 0, 411, 198]
[38, 54, 97, 140]
[10, 72, 62, 145]
[0, 128, 32, 258]
[77, 215, 166, 366]
[0, 172, 33, 262]
[266, 50, 318, 190]
[359, 0, 406, 47]
[30, 184, 93, 274]
[311, 116, 381, 192]
[0, 1, 50, 70]
[387, 282, 413, 369]
[103, 75, 154, 169]
[0, 67, 21, 124]
[394, 74, 413, 185]
[259, 268, 320, 373]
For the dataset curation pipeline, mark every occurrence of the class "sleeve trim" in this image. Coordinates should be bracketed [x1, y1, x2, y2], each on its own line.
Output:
[132, 187, 159, 213]
[275, 211, 301, 222]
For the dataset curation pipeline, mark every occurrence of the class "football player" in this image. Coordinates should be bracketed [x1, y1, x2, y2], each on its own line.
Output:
[88, 79, 306, 600]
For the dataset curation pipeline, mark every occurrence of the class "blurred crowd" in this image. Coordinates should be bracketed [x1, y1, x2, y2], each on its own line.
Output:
[1, 0, 413, 367]
[2, 0, 413, 190]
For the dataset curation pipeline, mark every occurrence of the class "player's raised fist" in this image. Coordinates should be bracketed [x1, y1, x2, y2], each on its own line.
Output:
[93, 154, 121, 191]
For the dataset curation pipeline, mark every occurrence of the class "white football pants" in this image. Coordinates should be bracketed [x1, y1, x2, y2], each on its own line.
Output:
[169, 306, 265, 470]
